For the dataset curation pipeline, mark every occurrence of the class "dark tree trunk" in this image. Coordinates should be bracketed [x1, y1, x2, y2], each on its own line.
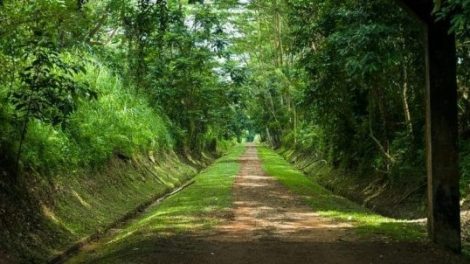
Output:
[397, 0, 461, 253]
[424, 15, 461, 254]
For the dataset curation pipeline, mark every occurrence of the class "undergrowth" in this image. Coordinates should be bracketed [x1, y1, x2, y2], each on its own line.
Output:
[17, 54, 174, 172]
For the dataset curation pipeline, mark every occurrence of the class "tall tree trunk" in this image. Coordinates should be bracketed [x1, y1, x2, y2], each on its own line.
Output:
[265, 127, 273, 145]
[273, 0, 284, 67]
[293, 105, 297, 146]
[266, 91, 279, 124]
[370, 87, 393, 171]
[402, 63, 414, 137]
[15, 102, 32, 183]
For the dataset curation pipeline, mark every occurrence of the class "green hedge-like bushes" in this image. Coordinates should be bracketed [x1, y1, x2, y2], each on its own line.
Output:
[1, 53, 174, 174]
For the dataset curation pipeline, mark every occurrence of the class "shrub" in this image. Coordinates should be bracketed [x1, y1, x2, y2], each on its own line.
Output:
[10, 52, 174, 172]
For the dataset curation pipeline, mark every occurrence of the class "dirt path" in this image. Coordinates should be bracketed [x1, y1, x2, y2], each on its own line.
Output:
[75, 145, 465, 264]
[214, 144, 352, 243]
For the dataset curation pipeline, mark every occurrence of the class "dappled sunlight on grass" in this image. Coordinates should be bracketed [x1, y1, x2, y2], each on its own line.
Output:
[67, 145, 245, 263]
[257, 147, 426, 241]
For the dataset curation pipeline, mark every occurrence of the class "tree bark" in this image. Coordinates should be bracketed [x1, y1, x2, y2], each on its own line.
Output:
[402, 63, 414, 136]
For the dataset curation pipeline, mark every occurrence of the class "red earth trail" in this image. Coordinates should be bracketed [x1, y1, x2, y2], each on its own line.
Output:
[69, 145, 466, 264]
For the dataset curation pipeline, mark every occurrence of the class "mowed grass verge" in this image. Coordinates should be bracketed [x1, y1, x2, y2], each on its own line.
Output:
[257, 146, 425, 242]
[67, 145, 245, 263]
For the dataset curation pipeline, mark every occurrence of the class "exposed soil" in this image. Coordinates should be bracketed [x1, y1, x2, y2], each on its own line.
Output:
[213, 145, 352, 243]
[78, 145, 466, 264]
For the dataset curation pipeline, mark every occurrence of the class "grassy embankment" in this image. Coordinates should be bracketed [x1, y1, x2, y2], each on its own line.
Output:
[0, 128, 203, 264]
[66, 145, 245, 263]
[257, 146, 426, 242]
[0, 55, 232, 263]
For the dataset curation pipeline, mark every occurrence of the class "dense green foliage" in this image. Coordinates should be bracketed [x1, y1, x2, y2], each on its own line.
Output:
[0, 0, 245, 182]
[3, 0, 466, 210]
[0, 0, 469, 261]
[238, 0, 470, 197]
[0, 1, 244, 262]
[0, 0, 468, 196]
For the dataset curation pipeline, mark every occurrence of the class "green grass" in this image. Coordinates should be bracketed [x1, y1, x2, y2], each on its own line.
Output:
[0, 151, 200, 263]
[11, 54, 176, 172]
[257, 146, 426, 242]
[67, 145, 245, 263]
[52, 153, 197, 237]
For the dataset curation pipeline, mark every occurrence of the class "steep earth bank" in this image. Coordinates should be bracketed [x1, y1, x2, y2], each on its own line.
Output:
[0, 149, 219, 263]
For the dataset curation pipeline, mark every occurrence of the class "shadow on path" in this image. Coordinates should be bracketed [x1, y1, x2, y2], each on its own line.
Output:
[73, 145, 466, 264]
[85, 234, 461, 264]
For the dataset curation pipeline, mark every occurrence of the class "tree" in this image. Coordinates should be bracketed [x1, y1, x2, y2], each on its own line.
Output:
[10, 38, 95, 179]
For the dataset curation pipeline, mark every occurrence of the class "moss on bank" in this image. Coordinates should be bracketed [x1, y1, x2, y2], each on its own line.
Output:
[277, 146, 428, 219]
[0, 150, 204, 263]
[0, 53, 238, 263]
[257, 146, 425, 242]
[67, 145, 245, 263]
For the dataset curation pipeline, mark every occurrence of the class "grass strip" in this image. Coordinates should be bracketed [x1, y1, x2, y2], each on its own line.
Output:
[67, 145, 245, 263]
[257, 146, 425, 241]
